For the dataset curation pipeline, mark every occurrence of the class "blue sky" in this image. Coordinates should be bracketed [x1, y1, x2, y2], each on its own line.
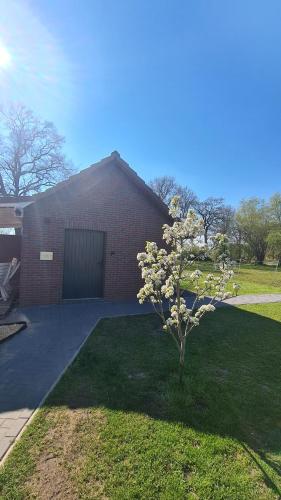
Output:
[1, 1, 281, 205]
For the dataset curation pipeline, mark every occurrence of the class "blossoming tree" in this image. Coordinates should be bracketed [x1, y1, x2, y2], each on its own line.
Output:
[137, 196, 234, 383]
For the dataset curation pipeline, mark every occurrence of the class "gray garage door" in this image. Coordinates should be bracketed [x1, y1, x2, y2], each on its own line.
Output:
[63, 229, 105, 300]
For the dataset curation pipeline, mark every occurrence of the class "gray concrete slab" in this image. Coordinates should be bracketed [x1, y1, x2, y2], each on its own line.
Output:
[0, 299, 156, 460]
[223, 293, 281, 306]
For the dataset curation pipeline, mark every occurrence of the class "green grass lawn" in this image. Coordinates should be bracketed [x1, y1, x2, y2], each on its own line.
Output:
[1, 304, 281, 499]
[182, 262, 281, 295]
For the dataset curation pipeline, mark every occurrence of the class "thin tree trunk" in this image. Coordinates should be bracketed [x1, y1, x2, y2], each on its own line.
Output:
[256, 250, 265, 265]
[204, 230, 208, 245]
[237, 234, 242, 260]
[179, 338, 186, 384]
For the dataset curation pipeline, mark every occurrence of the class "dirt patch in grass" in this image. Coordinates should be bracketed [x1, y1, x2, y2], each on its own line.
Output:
[29, 454, 72, 500]
[27, 409, 81, 499]
[26, 408, 106, 499]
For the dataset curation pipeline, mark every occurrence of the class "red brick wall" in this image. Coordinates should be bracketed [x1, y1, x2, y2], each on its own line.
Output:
[19, 162, 168, 306]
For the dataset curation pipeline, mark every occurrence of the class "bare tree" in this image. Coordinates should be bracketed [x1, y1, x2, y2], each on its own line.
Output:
[0, 103, 72, 196]
[148, 176, 177, 205]
[176, 185, 198, 218]
[194, 197, 225, 244]
[217, 205, 235, 235]
[149, 175, 197, 217]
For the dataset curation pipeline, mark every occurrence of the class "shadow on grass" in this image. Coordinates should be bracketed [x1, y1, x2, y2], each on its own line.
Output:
[46, 306, 281, 495]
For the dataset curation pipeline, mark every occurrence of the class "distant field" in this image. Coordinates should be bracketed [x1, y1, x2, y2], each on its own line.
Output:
[182, 262, 281, 295]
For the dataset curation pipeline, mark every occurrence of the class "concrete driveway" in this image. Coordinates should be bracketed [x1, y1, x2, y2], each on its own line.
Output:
[0, 299, 155, 460]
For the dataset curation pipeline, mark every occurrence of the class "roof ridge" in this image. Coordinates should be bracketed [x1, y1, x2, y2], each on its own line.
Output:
[34, 152, 115, 201]
[32, 152, 170, 218]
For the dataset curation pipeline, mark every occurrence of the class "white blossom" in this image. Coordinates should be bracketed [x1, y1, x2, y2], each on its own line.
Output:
[137, 196, 236, 379]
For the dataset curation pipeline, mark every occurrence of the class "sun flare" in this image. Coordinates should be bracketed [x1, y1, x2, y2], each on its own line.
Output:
[0, 43, 11, 69]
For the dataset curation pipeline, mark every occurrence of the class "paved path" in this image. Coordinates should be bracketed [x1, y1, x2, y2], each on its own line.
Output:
[0, 299, 156, 461]
[223, 293, 281, 306]
[0, 292, 281, 461]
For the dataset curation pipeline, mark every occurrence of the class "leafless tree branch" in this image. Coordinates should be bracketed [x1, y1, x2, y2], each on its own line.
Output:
[0, 103, 73, 196]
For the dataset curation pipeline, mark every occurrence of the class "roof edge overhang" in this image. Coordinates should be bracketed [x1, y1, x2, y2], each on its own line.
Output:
[0, 200, 34, 228]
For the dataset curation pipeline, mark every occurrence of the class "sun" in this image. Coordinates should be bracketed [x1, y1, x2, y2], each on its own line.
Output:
[0, 43, 12, 69]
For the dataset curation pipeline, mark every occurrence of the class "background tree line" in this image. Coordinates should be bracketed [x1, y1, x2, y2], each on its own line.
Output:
[149, 176, 281, 264]
[0, 102, 280, 265]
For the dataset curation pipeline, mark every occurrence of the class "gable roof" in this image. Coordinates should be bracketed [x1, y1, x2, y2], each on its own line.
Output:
[34, 151, 170, 218]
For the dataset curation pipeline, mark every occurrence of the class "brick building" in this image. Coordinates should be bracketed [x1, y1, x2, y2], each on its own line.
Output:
[0, 152, 170, 307]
